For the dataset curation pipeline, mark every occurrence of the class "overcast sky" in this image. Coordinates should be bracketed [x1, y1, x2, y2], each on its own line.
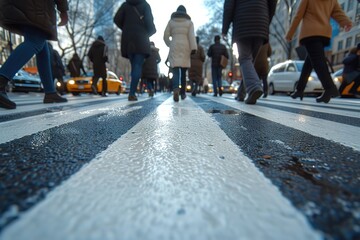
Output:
[146, 0, 209, 74]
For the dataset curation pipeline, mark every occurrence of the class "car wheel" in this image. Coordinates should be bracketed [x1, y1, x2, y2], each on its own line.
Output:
[116, 86, 121, 95]
[72, 92, 80, 96]
[269, 83, 275, 95]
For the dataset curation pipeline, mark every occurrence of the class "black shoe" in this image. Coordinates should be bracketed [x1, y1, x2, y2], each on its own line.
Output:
[128, 95, 138, 101]
[213, 94, 217, 97]
[245, 89, 263, 104]
[290, 90, 304, 101]
[181, 94, 186, 100]
[0, 91, 16, 109]
[219, 88, 223, 96]
[44, 92, 68, 103]
[102, 92, 108, 97]
[262, 92, 268, 98]
[316, 88, 339, 103]
[191, 92, 196, 97]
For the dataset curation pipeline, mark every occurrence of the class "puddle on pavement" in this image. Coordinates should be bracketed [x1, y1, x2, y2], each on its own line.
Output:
[206, 109, 242, 115]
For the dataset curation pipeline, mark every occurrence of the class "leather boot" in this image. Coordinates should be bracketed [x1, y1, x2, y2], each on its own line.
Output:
[0, 76, 16, 109]
[290, 90, 304, 101]
[316, 88, 339, 103]
[43, 92, 68, 103]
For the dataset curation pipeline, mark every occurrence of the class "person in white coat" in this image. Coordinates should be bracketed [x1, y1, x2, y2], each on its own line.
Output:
[163, 5, 197, 102]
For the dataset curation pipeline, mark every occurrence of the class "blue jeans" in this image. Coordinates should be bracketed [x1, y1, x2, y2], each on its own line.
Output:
[129, 54, 145, 96]
[0, 27, 55, 93]
[237, 38, 263, 94]
[172, 67, 187, 95]
[211, 66, 222, 95]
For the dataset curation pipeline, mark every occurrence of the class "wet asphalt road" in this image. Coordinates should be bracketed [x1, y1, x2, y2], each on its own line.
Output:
[0, 92, 359, 240]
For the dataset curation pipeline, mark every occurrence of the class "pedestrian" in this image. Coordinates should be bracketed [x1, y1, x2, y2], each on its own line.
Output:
[67, 53, 87, 78]
[88, 35, 108, 97]
[222, 0, 276, 104]
[338, 47, 358, 95]
[207, 35, 229, 97]
[114, 0, 156, 101]
[189, 36, 205, 97]
[163, 5, 197, 102]
[0, 0, 68, 109]
[286, 0, 352, 103]
[141, 41, 161, 97]
[236, 42, 272, 101]
[48, 42, 66, 95]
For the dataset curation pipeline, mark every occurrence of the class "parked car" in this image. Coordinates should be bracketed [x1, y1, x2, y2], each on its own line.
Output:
[332, 68, 359, 97]
[267, 60, 325, 95]
[231, 80, 241, 93]
[66, 71, 122, 95]
[221, 80, 235, 93]
[7, 69, 42, 93]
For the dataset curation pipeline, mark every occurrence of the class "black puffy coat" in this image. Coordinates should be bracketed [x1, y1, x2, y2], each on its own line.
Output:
[207, 41, 229, 68]
[113, 0, 156, 59]
[0, 0, 68, 40]
[222, 0, 276, 44]
[88, 39, 108, 77]
[142, 45, 161, 79]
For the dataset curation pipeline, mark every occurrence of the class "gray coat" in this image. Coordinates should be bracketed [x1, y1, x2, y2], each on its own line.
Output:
[222, 0, 277, 44]
[0, 0, 68, 40]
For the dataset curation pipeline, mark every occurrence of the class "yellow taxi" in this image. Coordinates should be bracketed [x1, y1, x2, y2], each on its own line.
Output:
[332, 68, 360, 97]
[66, 71, 122, 95]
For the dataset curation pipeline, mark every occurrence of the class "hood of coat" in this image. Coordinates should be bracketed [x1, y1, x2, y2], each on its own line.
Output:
[171, 11, 191, 20]
[126, 0, 145, 6]
[91, 39, 106, 48]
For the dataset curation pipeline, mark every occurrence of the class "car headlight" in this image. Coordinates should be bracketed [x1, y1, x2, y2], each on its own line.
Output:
[56, 82, 62, 87]
[68, 80, 75, 85]
[307, 76, 314, 81]
[333, 77, 340, 83]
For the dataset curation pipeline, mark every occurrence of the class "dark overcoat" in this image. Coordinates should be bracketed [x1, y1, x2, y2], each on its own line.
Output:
[113, 0, 156, 59]
[189, 44, 205, 84]
[142, 45, 161, 79]
[0, 0, 68, 40]
[88, 39, 108, 78]
[222, 0, 277, 44]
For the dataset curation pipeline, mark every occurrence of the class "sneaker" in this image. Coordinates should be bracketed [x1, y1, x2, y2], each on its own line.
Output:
[0, 91, 16, 109]
[173, 88, 179, 102]
[44, 92, 68, 103]
[128, 95, 138, 101]
[245, 89, 263, 104]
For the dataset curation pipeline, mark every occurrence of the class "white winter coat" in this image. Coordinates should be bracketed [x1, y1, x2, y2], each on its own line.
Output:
[163, 13, 197, 68]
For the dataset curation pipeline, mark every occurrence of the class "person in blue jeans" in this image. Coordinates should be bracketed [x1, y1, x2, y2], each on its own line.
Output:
[0, 0, 69, 110]
[114, 0, 156, 101]
[207, 35, 229, 97]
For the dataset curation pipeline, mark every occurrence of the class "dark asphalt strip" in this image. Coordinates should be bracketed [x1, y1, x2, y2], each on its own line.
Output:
[0, 97, 127, 123]
[0, 94, 169, 232]
[193, 97, 360, 240]
[257, 102, 360, 127]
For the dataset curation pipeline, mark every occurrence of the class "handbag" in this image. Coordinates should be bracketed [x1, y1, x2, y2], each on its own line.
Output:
[220, 55, 228, 68]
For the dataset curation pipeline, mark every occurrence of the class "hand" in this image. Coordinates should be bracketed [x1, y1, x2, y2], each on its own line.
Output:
[344, 23, 352, 32]
[58, 12, 68, 26]
[222, 34, 228, 41]
[285, 35, 292, 42]
[191, 50, 196, 55]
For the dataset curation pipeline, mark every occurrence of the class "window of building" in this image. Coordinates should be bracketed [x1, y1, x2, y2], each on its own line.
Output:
[346, 37, 352, 49]
[348, 0, 355, 12]
[356, 33, 360, 46]
[338, 40, 343, 51]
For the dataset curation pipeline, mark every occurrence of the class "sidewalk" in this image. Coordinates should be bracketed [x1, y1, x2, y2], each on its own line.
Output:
[0, 97, 322, 240]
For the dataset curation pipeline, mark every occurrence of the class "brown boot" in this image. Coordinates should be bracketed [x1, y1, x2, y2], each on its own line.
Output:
[173, 88, 179, 102]
[43, 92, 68, 103]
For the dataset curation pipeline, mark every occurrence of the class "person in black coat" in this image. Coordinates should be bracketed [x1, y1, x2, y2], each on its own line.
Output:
[67, 53, 87, 78]
[222, 0, 276, 104]
[114, 0, 156, 101]
[207, 35, 228, 97]
[0, 0, 68, 109]
[141, 42, 161, 97]
[48, 42, 66, 94]
[88, 36, 108, 96]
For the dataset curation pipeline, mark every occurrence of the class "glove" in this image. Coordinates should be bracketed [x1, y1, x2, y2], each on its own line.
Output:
[191, 50, 196, 55]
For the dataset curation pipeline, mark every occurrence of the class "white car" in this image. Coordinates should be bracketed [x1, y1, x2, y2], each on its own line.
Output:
[267, 60, 324, 95]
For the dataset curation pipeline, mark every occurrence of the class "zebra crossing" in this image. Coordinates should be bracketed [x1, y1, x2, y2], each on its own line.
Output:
[0, 92, 359, 240]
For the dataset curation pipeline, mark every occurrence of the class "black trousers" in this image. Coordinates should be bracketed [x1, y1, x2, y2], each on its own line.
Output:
[297, 37, 336, 92]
